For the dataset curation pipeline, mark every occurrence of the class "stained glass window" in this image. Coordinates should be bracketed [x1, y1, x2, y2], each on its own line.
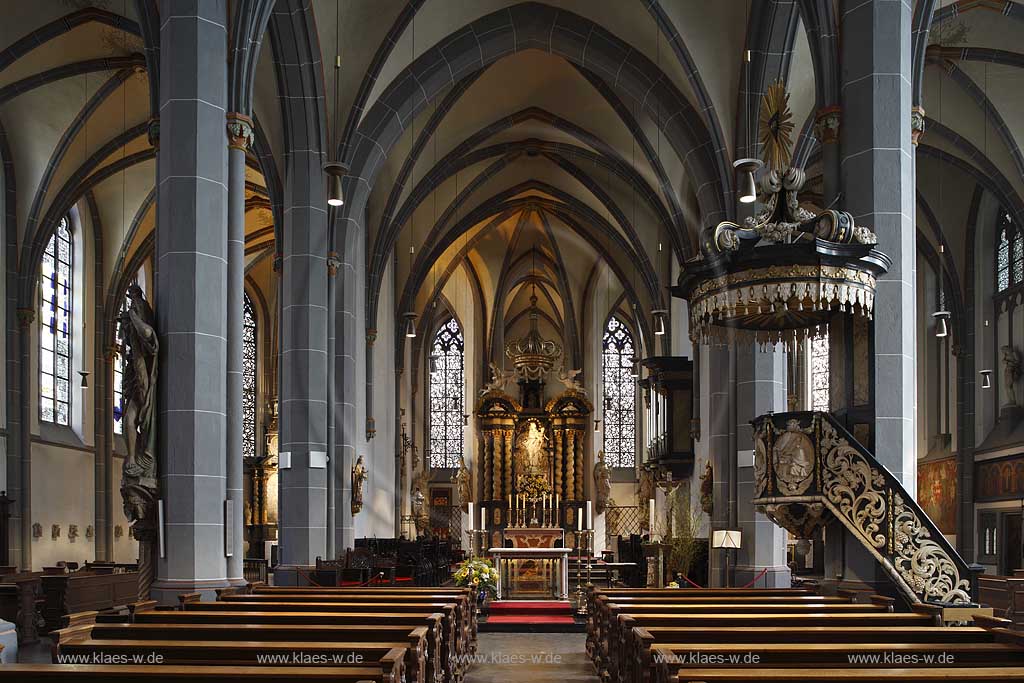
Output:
[243, 293, 257, 459]
[810, 333, 830, 411]
[997, 211, 1022, 293]
[602, 316, 636, 469]
[40, 217, 73, 425]
[428, 317, 464, 469]
[113, 293, 129, 435]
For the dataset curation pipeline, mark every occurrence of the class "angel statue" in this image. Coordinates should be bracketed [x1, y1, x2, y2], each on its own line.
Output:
[480, 361, 515, 395]
[593, 450, 611, 514]
[557, 365, 586, 394]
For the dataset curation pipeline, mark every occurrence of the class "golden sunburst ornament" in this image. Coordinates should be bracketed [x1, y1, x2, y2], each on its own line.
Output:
[758, 80, 794, 171]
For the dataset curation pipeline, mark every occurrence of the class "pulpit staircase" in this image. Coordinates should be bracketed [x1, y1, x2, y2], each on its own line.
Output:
[751, 411, 978, 607]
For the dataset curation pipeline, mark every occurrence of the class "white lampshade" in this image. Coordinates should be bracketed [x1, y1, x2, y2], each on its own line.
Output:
[733, 158, 762, 204]
[712, 529, 742, 549]
[323, 161, 348, 207]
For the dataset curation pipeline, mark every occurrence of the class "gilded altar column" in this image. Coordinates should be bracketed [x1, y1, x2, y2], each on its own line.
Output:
[503, 430, 514, 501]
[574, 430, 585, 500]
[565, 430, 575, 501]
[554, 429, 564, 501]
[491, 431, 502, 501]
[482, 431, 492, 500]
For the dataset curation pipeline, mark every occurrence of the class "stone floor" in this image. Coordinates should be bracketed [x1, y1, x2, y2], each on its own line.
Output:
[17, 636, 52, 663]
[463, 632, 598, 682]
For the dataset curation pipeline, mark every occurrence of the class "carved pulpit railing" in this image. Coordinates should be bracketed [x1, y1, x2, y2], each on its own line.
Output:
[751, 411, 975, 606]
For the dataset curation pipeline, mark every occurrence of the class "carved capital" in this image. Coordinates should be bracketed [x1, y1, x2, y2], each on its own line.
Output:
[911, 106, 926, 146]
[226, 113, 254, 151]
[272, 252, 283, 273]
[147, 118, 160, 149]
[104, 345, 120, 362]
[366, 416, 376, 441]
[366, 328, 377, 347]
[327, 250, 340, 277]
[16, 308, 35, 328]
[813, 106, 840, 145]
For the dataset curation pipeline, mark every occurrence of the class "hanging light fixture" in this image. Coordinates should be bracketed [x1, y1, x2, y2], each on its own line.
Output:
[78, 371, 90, 389]
[652, 309, 668, 336]
[403, 312, 417, 338]
[933, 310, 950, 338]
[324, 161, 348, 206]
[734, 158, 762, 204]
[630, 357, 641, 379]
[980, 370, 993, 390]
[428, 352, 439, 373]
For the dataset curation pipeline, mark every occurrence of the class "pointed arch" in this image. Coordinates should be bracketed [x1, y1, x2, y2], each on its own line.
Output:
[602, 314, 636, 469]
[428, 316, 465, 470]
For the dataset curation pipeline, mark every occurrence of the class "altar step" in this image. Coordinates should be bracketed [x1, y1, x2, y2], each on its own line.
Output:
[481, 600, 581, 633]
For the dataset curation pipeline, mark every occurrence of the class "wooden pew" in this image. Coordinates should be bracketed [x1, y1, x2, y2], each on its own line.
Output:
[628, 625, 996, 683]
[233, 588, 477, 647]
[52, 640, 412, 683]
[593, 598, 892, 671]
[673, 667, 1024, 682]
[40, 570, 139, 633]
[650, 642, 1024, 683]
[52, 612, 430, 683]
[600, 610, 939, 683]
[205, 594, 467, 659]
[133, 605, 453, 683]
[0, 664, 405, 682]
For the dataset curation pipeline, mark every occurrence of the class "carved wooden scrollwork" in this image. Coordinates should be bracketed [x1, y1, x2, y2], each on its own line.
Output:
[821, 421, 887, 550]
[892, 493, 972, 604]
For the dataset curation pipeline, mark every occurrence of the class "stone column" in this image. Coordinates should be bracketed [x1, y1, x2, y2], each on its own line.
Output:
[814, 107, 841, 207]
[734, 346, 791, 589]
[840, 0, 916, 490]
[225, 113, 251, 584]
[15, 308, 32, 570]
[152, 0, 229, 602]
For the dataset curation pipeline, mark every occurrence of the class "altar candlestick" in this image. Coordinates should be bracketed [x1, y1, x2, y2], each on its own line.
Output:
[648, 498, 655, 537]
[586, 501, 592, 530]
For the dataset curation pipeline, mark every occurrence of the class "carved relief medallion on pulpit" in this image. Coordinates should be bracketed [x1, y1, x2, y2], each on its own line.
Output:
[772, 419, 815, 496]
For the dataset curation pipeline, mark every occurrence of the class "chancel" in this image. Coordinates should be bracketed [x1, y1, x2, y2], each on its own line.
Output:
[5, 2, 1024, 682]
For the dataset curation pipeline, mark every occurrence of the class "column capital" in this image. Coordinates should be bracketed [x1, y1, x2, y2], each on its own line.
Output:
[366, 416, 376, 441]
[272, 252, 283, 273]
[366, 328, 377, 346]
[911, 106, 926, 146]
[814, 106, 841, 145]
[326, 250, 340, 277]
[147, 118, 160, 149]
[104, 345, 120, 362]
[226, 113, 255, 151]
[16, 308, 35, 328]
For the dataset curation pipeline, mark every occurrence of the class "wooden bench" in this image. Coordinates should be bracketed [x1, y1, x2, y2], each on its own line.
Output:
[188, 596, 465, 668]
[132, 605, 453, 683]
[592, 599, 892, 670]
[627, 625, 997, 683]
[0, 664, 405, 682]
[599, 610, 939, 682]
[52, 612, 430, 683]
[673, 667, 1024, 681]
[650, 642, 1024, 683]
[226, 589, 477, 647]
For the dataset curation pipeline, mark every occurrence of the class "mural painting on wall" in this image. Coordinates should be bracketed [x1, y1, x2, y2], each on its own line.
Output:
[976, 455, 1024, 502]
[917, 457, 957, 534]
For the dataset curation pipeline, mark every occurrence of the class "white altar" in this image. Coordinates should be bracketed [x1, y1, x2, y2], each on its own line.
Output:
[489, 547, 573, 600]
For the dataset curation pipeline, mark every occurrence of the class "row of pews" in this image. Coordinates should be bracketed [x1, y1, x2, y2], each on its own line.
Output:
[585, 585, 1024, 683]
[2, 582, 477, 682]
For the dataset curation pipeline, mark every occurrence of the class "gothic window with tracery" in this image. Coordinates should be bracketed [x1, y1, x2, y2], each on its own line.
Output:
[997, 210, 1020, 293]
[810, 334, 830, 411]
[428, 317, 464, 469]
[40, 217, 73, 426]
[602, 316, 636, 468]
[113, 293, 129, 434]
[243, 293, 257, 459]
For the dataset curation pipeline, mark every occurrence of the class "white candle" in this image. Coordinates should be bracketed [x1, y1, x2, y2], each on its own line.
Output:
[468, 504, 474, 531]
[586, 501, 592, 530]
[577, 510, 583, 531]
[508, 494, 512, 509]
[649, 498, 655, 536]
[481, 507, 487, 531]
[555, 493, 560, 509]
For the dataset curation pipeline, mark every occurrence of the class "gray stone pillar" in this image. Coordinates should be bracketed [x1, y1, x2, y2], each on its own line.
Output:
[814, 107, 841, 207]
[151, 0, 229, 602]
[225, 113, 252, 584]
[276, 143, 329, 568]
[734, 346, 791, 589]
[706, 342, 733, 587]
[840, 0, 916, 491]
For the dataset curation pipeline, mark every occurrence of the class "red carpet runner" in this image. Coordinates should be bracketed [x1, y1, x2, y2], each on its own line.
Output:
[485, 600, 575, 625]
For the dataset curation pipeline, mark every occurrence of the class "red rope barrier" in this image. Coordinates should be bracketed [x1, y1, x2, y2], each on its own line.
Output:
[739, 567, 769, 588]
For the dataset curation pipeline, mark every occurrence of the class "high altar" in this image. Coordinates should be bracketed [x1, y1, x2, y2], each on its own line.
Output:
[473, 298, 592, 597]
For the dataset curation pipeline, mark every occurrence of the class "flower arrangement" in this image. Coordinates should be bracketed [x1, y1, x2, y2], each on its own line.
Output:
[453, 557, 499, 592]
[516, 471, 551, 501]
[667, 581, 680, 588]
